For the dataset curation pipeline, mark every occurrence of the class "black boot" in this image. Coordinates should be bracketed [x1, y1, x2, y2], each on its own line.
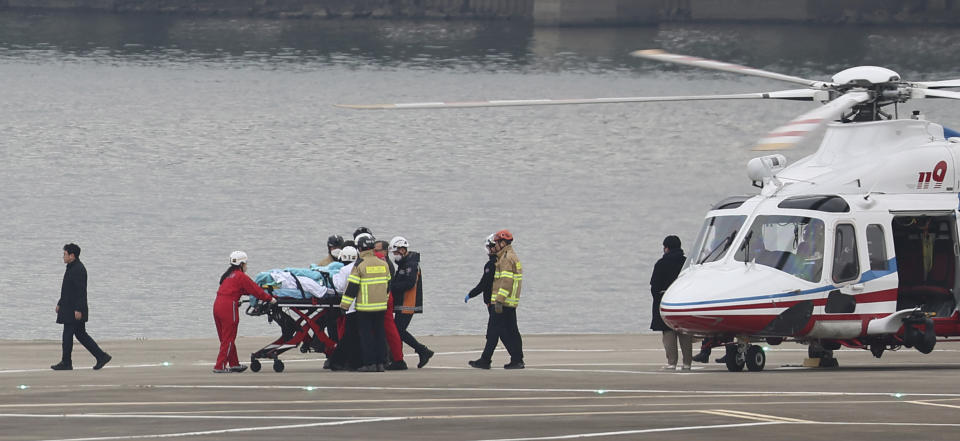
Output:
[692, 347, 711, 363]
[51, 361, 72, 371]
[417, 348, 434, 368]
[468, 359, 491, 369]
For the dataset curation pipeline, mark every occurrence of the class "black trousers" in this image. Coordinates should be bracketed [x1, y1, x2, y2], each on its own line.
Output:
[356, 311, 386, 367]
[329, 313, 361, 370]
[61, 322, 105, 364]
[394, 313, 427, 354]
[479, 305, 523, 363]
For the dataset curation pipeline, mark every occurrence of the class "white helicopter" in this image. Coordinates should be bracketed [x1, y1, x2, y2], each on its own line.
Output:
[339, 50, 960, 372]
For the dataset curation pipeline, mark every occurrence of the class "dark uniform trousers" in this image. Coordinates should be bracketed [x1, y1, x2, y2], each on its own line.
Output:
[356, 311, 387, 366]
[62, 322, 106, 364]
[480, 305, 523, 363]
[394, 313, 427, 354]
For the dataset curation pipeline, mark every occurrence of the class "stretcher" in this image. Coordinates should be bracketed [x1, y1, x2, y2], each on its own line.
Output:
[244, 268, 342, 373]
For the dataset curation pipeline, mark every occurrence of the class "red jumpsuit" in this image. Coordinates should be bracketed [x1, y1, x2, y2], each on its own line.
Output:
[214, 269, 273, 370]
[375, 250, 404, 363]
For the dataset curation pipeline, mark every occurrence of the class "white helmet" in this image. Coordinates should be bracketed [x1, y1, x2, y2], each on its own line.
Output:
[229, 250, 248, 265]
[389, 236, 409, 252]
[339, 246, 359, 262]
[330, 248, 342, 259]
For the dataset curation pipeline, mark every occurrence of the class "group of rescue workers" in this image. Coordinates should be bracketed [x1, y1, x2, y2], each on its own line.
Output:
[212, 227, 524, 373]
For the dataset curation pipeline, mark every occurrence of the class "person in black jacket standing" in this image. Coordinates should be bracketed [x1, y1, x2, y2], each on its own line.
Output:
[650, 235, 691, 370]
[388, 236, 434, 368]
[52, 243, 111, 371]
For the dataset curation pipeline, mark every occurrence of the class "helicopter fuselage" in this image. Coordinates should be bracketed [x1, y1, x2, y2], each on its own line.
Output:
[662, 118, 960, 343]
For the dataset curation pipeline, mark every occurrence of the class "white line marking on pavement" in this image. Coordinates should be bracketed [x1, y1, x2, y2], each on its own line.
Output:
[906, 400, 960, 410]
[0, 413, 366, 420]
[471, 422, 783, 440]
[140, 384, 960, 398]
[701, 409, 812, 423]
[41, 416, 405, 441]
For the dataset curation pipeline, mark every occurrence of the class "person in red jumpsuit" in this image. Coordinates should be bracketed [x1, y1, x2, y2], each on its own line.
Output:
[214, 250, 276, 373]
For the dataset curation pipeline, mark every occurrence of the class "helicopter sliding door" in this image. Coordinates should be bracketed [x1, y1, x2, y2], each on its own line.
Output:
[892, 212, 959, 317]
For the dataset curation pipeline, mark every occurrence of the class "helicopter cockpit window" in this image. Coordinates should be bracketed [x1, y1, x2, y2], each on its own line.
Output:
[833, 224, 860, 283]
[692, 215, 747, 265]
[734, 215, 825, 282]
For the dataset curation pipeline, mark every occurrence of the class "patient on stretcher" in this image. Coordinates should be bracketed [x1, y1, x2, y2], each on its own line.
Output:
[250, 264, 343, 306]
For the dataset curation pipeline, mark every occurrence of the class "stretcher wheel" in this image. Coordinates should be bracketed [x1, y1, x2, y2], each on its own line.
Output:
[273, 359, 285, 373]
[250, 359, 261, 372]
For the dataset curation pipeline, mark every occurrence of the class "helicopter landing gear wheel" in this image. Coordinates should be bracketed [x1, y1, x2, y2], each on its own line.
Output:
[725, 344, 745, 372]
[808, 342, 839, 368]
[273, 358, 285, 373]
[745, 345, 766, 372]
[915, 317, 937, 354]
[250, 358, 261, 373]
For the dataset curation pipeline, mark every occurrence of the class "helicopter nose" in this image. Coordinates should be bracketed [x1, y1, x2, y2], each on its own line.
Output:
[660, 265, 815, 335]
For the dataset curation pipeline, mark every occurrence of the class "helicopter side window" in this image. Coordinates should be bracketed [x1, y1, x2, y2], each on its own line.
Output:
[734, 215, 824, 282]
[833, 224, 860, 283]
[866, 224, 888, 271]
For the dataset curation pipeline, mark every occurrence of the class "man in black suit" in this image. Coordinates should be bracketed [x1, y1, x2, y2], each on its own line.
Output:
[52, 243, 111, 371]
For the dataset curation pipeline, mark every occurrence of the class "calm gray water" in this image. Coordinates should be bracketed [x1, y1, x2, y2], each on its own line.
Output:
[2, 11, 960, 340]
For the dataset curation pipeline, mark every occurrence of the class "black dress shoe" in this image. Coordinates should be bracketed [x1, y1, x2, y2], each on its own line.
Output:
[503, 361, 525, 370]
[51, 362, 72, 371]
[417, 349, 434, 368]
[385, 360, 408, 370]
[468, 359, 491, 369]
[93, 354, 112, 370]
[230, 364, 248, 373]
[715, 354, 729, 364]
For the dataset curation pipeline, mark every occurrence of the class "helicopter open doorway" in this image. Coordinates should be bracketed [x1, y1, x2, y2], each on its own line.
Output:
[892, 212, 959, 318]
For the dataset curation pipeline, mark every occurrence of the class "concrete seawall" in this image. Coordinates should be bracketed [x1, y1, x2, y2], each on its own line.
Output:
[2, 0, 960, 25]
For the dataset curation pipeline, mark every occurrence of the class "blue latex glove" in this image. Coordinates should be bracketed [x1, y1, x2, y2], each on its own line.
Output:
[464, 294, 470, 303]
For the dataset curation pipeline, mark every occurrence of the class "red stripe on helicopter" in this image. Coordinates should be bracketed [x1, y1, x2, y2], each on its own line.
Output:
[659, 289, 898, 313]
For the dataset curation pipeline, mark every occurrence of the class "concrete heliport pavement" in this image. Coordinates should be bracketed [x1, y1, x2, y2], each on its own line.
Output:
[2, 334, 960, 440]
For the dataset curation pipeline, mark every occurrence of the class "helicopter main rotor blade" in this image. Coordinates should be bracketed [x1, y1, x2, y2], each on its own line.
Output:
[914, 79, 960, 89]
[631, 49, 833, 90]
[335, 89, 821, 110]
[911, 88, 960, 100]
[753, 91, 872, 151]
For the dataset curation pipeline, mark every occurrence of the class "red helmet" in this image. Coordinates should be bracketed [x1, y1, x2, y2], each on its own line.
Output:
[494, 229, 513, 242]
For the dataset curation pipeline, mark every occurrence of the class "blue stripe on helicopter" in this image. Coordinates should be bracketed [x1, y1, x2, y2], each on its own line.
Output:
[661, 257, 898, 307]
[944, 126, 960, 139]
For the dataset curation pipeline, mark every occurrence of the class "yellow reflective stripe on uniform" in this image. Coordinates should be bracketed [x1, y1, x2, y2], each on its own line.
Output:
[348, 274, 361, 283]
[359, 277, 389, 284]
[341, 295, 355, 304]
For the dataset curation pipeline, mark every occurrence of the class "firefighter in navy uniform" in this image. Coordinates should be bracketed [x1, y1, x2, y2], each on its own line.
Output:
[388, 236, 434, 368]
[469, 229, 524, 369]
[340, 235, 391, 372]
